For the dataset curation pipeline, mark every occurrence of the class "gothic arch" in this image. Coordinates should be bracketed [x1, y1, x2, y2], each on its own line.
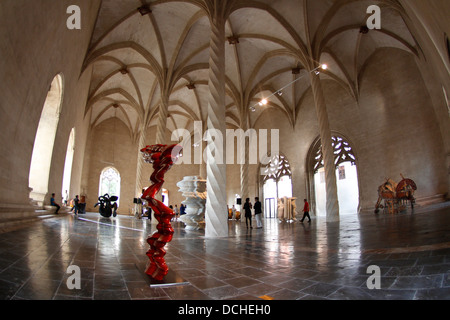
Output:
[306, 132, 361, 216]
[29, 73, 64, 205]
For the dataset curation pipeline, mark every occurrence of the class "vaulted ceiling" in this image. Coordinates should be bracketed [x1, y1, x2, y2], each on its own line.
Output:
[82, 0, 419, 142]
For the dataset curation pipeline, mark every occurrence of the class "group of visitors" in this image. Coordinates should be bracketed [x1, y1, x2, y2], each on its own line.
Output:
[243, 197, 263, 229]
[242, 197, 311, 229]
[50, 191, 85, 215]
[52, 190, 312, 225]
[170, 204, 186, 221]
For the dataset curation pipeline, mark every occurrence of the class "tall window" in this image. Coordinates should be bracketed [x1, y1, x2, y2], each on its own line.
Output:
[29, 74, 64, 205]
[311, 135, 359, 216]
[262, 154, 293, 218]
[162, 189, 169, 207]
[99, 167, 121, 205]
[62, 128, 75, 200]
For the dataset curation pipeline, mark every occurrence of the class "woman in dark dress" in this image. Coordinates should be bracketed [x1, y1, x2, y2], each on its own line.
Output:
[243, 198, 253, 229]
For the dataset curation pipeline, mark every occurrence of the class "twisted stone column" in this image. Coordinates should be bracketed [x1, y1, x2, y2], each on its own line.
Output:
[135, 125, 146, 197]
[155, 96, 169, 145]
[310, 73, 340, 222]
[240, 112, 249, 202]
[204, 11, 228, 238]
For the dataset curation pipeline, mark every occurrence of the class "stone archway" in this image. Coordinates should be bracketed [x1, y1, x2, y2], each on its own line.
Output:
[29, 74, 64, 206]
[307, 134, 360, 217]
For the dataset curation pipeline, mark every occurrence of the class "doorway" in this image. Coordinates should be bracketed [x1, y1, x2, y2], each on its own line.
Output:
[262, 154, 293, 218]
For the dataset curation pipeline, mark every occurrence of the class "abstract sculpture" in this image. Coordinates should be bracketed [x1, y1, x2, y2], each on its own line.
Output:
[94, 194, 118, 218]
[277, 197, 299, 222]
[177, 176, 207, 230]
[141, 144, 183, 281]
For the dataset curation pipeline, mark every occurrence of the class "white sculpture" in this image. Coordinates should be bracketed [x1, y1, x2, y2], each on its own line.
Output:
[177, 176, 207, 230]
[278, 197, 299, 222]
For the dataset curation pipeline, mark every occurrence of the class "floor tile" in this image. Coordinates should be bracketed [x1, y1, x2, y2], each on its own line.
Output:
[0, 204, 449, 300]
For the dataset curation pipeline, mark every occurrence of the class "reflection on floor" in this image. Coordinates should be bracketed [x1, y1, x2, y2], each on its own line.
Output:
[0, 203, 449, 300]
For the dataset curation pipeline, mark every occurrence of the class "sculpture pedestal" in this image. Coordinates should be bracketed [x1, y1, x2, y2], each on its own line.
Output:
[177, 176, 207, 230]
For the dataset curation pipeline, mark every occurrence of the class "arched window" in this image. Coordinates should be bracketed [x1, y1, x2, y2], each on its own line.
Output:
[99, 167, 121, 206]
[262, 154, 293, 218]
[310, 135, 359, 216]
[29, 74, 64, 205]
[62, 128, 75, 200]
[162, 188, 169, 207]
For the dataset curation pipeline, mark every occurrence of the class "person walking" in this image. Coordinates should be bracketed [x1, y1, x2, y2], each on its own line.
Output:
[301, 199, 311, 223]
[254, 197, 263, 229]
[174, 204, 180, 221]
[71, 195, 80, 216]
[64, 190, 69, 206]
[243, 198, 253, 229]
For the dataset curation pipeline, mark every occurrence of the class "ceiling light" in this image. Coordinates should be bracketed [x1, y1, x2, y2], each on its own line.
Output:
[321, 64, 328, 70]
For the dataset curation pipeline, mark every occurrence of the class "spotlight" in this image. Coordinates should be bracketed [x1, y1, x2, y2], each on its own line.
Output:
[321, 64, 328, 70]
[277, 91, 283, 96]
[261, 99, 268, 105]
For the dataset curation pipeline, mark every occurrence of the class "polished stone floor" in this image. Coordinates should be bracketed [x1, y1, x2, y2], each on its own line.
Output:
[0, 203, 449, 300]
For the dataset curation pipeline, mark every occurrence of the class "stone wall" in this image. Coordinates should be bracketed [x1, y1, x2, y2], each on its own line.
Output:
[0, 0, 101, 222]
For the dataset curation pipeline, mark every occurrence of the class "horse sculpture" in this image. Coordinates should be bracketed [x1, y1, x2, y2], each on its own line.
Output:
[375, 174, 417, 214]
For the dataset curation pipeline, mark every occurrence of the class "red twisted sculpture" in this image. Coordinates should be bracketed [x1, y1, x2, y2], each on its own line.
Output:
[141, 144, 183, 281]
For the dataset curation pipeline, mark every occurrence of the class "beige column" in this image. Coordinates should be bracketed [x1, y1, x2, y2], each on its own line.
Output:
[135, 124, 146, 197]
[240, 110, 249, 201]
[204, 8, 228, 238]
[310, 72, 340, 222]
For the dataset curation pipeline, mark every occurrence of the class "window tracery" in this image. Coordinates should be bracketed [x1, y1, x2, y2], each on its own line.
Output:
[262, 154, 292, 182]
[312, 136, 356, 173]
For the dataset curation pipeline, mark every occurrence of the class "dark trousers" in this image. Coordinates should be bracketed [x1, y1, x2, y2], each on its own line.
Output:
[301, 211, 311, 222]
[245, 215, 252, 228]
[53, 204, 60, 214]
